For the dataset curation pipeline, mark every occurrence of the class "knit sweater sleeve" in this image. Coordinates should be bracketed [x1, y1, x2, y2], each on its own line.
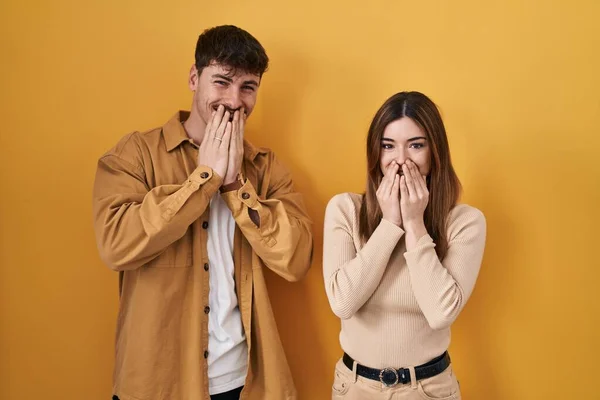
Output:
[323, 193, 404, 319]
[404, 205, 487, 330]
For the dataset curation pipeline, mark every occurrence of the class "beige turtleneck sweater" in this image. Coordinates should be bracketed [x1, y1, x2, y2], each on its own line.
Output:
[323, 192, 486, 369]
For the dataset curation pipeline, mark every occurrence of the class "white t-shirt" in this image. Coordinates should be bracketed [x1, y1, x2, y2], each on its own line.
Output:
[206, 193, 248, 395]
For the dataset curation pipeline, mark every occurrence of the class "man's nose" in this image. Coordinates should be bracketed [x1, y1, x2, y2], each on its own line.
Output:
[222, 88, 243, 111]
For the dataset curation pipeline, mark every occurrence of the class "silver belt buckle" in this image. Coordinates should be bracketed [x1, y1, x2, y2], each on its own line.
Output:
[379, 367, 399, 387]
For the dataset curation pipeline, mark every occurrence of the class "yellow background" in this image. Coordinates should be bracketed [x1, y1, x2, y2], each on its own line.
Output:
[1, 1, 599, 399]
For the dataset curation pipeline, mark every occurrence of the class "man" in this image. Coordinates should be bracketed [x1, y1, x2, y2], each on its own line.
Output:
[93, 25, 313, 400]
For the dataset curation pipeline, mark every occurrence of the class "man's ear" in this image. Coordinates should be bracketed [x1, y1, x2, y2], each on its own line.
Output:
[188, 64, 199, 91]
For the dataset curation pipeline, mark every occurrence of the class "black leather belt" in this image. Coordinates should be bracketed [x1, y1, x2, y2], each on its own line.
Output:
[342, 351, 451, 387]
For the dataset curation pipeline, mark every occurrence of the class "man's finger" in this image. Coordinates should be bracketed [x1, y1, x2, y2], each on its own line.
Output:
[210, 105, 225, 137]
[220, 121, 232, 149]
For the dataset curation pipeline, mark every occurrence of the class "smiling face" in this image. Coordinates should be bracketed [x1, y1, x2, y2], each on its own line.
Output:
[379, 117, 432, 177]
[361, 92, 461, 259]
[189, 62, 261, 127]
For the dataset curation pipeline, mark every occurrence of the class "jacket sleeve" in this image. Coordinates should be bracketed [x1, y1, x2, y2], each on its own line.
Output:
[93, 148, 222, 271]
[221, 154, 313, 282]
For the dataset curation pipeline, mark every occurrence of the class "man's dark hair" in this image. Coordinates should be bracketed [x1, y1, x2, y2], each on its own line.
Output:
[195, 25, 269, 77]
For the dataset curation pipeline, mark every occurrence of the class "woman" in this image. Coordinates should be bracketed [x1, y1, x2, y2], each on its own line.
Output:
[323, 91, 486, 399]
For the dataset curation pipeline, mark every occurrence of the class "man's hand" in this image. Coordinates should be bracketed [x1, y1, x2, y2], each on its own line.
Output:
[198, 105, 232, 179]
[223, 108, 245, 185]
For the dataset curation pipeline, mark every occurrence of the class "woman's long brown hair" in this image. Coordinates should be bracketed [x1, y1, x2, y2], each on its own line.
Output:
[359, 91, 461, 260]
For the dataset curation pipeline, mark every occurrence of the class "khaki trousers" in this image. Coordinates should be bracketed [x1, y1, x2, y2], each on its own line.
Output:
[331, 358, 461, 400]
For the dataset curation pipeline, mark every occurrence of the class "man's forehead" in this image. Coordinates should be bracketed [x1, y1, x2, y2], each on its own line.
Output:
[207, 62, 260, 80]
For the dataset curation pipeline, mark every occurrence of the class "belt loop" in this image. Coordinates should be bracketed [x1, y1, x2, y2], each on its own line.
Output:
[408, 366, 417, 389]
[351, 360, 358, 383]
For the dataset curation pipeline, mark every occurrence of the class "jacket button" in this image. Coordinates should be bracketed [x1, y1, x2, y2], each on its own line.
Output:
[204, 263, 209, 271]
[204, 351, 209, 359]
[241, 192, 250, 200]
[204, 306, 210, 314]
[202, 221, 209, 229]
[200, 172, 209, 179]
